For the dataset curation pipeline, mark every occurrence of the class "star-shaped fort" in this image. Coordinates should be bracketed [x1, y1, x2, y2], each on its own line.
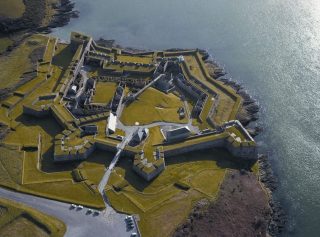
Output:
[0, 32, 259, 235]
[19, 32, 257, 181]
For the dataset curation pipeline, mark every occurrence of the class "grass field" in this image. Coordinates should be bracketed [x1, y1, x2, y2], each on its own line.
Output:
[116, 55, 154, 64]
[0, 36, 13, 54]
[121, 87, 188, 125]
[0, 34, 48, 90]
[0, 0, 25, 19]
[0, 197, 66, 237]
[92, 82, 117, 104]
[106, 148, 243, 237]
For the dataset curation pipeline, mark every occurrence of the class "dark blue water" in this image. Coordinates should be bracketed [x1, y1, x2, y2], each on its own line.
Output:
[53, 1, 320, 236]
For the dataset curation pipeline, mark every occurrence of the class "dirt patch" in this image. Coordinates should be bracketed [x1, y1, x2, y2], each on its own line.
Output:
[173, 169, 271, 237]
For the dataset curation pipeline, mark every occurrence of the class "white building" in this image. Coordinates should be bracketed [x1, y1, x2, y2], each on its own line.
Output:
[161, 126, 191, 142]
[107, 113, 117, 134]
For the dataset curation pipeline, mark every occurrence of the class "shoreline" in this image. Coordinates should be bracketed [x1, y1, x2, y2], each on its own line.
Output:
[206, 58, 286, 236]
[0, 0, 78, 35]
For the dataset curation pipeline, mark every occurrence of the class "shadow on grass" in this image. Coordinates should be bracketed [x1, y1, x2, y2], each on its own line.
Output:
[41, 146, 80, 173]
[165, 148, 251, 169]
[15, 114, 63, 138]
[83, 149, 114, 168]
[117, 157, 150, 192]
[52, 45, 74, 68]
[117, 148, 255, 192]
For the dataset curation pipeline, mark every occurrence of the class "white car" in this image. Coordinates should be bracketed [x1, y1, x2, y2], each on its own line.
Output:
[131, 233, 137, 237]
[77, 205, 84, 210]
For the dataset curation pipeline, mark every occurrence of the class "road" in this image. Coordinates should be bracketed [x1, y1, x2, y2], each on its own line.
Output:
[0, 188, 139, 237]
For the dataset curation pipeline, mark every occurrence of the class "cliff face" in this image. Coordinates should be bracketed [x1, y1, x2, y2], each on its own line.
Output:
[174, 169, 271, 237]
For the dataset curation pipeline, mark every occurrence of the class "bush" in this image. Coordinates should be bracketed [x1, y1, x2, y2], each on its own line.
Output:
[174, 181, 190, 191]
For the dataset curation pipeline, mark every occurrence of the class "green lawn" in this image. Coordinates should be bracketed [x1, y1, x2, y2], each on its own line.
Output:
[92, 82, 117, 104]
[116, 55, 154, 64]
[0, 34, 48, 90]
[0, 197, 66, 237]
[0, 0, 25, 19]
[121, 87, 188, 125]
[0, 36, 13, 54]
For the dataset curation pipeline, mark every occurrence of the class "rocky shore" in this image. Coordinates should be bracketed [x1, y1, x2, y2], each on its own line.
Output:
[174, 170, 271, 237]
[206, 57, 286, 236]
[0, 0, 78, 34]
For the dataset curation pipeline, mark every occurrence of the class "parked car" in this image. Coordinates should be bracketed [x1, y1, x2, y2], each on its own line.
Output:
[86, 209, 93, 214]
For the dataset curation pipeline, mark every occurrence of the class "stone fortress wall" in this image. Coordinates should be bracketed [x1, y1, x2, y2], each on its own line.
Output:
[21, 32, 258, 181]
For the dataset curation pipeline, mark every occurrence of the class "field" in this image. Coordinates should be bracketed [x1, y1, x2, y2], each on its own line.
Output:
[116, 55, 154, 64]
[0, 0, 25, 19]
[0, 197, 66, 237]
[0, 36, 13, 54]
[106, 148, 245, 237]
[92, 82, 117, 104]
[121, 87, 188, 125]
[0, 34, 48, 91]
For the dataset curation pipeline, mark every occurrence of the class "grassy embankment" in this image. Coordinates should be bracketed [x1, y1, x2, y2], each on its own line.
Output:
[183, 54, 241, 126]
[106, 148, 248, 237]
[0, 34, 47, 93]
[0, 197, 65, 237]
[0, 36, 13, 54]
[121, 87, 188, 125]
